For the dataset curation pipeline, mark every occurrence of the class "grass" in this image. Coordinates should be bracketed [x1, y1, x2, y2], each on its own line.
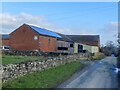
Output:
[2, 61, 82, 88]
[91, 53, 105, 60]
[91, 55, 105, 60]
[2, 55, 40, 65]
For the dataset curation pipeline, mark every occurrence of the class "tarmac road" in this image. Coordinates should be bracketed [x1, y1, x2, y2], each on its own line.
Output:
[57, 56, 118, 88]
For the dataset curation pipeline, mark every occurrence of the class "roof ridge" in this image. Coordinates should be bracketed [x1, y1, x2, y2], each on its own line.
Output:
[27, 24, 55, 33]
[26, 24, 62, 38]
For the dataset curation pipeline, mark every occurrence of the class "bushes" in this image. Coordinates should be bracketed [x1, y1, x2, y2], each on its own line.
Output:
[91, 53, 105, 60]
[117, 56, 120, 68]
[2, 50, 61, 57]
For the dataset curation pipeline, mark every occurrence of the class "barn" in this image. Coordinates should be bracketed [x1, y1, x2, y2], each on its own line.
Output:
[8, 24, 100, 54]
[56, 33, 74, 53]
[9, 24, 62, 52]
[67, 35, 100, 53]
[2, 34, 10, 46]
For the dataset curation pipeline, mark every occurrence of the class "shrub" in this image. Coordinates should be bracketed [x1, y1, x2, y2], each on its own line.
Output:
[91, 53, 105, 60]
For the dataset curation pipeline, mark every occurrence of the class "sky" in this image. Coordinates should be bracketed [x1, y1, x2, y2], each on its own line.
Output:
[1, 2, 118, 46]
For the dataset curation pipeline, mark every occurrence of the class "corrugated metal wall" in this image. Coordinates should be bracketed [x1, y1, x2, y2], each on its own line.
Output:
[82, 44, 99, 53]
[57, 40, 74, 53]
[91, 46, 99, 53]
[74, 43, 78, 53]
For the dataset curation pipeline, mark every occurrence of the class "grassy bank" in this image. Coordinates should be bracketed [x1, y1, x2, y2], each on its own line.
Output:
[3, 61, 82, 88]
[91, 53, 105, 60]
[2, 55, 40, 65]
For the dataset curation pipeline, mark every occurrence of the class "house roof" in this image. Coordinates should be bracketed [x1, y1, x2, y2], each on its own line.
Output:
[27, 24, 62, 38]
[57, 33, 73, 42]
[2, 34, 10, 40]
[67, 35, 100, 46]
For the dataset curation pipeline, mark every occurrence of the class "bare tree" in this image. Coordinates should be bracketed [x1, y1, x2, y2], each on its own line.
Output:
[101, 41, 117, 56]
[118, 32, 120, 56]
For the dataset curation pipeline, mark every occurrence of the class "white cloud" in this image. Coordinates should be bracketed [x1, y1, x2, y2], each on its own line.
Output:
[100, 21, 118, 45]
[0, 12, 73, 34]
[0, 12, 118, 45]
[102, 22, 118, 33]
[70, 28, 98, 35]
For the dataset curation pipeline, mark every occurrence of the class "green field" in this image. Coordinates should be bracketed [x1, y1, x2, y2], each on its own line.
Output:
[2, 55, 40, 65]
[3, 61, 82, 88]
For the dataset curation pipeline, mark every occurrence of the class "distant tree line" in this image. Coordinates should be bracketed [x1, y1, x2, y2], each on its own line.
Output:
[118, 33, 120, 57]
[100, 41, 119, 56]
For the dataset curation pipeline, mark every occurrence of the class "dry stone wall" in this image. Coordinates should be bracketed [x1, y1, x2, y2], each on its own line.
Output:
[2, 50, 63, 56]
[2, 53, 91, 83]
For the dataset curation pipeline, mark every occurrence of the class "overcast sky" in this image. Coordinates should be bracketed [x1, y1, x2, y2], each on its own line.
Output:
[1, 2, 118, 45]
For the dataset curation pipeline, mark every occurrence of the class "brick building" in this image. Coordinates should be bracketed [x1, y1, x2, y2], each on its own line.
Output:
[2, 34, 10, 46]
[9, 24, 61, 52]
[8, 24, 100, 53]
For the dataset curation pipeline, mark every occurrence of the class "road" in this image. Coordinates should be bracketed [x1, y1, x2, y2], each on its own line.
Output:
[57, 56, 118, 88]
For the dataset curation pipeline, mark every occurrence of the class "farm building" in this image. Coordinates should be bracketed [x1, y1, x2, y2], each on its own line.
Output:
[67, 35, 100, 53]
[8, 24, 100, 54]
[2, 34, 10, 46]
[56, 33, 74, 53]
[9, 24, 62, 52]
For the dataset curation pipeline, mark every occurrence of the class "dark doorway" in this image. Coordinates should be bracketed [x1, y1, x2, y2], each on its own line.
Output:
[78, 44, 83, 53]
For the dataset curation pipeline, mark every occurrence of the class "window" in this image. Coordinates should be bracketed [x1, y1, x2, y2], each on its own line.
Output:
[48, 39, 50, 44]
[58, 47, 68, 50]
[38, 42, 41, 46]
[70, 44, 73, 47]
[4, 46, 10, 49]
[34, 36, 38, 40]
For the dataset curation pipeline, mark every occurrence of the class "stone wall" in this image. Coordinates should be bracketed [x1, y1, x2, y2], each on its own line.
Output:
[2, 50, 69, 56]
[2, 54, 90, 83]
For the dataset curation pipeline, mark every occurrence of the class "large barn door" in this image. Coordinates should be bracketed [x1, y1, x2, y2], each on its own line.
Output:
[78, 44, 83, 53]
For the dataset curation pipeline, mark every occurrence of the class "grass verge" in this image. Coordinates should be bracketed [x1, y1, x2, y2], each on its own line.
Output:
[2, 61, 82, 88]
[91, 53, 105, 60]
[2, 55, 40, 65]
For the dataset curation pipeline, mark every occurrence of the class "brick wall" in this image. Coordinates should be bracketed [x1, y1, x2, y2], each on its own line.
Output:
[2, 40, 9, 46]
[9, 24, 57, 52]
[39, 35, 57, 52]
[10, 24, 39, 51]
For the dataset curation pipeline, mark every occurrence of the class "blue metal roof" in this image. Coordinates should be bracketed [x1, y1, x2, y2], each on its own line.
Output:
[2, 34, 10, 40]
[28, 25, 62, 38]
